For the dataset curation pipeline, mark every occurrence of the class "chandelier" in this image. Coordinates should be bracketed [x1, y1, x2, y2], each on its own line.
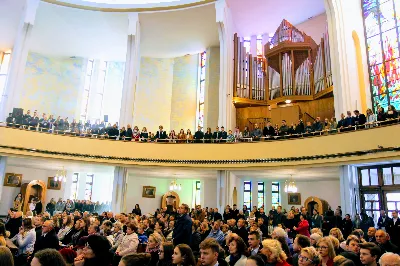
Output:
[54, 167, 67, 183]
[284, 175, 297, 193]
[169, 179, 181, 191]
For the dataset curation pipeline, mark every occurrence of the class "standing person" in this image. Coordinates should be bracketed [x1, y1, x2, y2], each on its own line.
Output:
[46, 198, 56, 216]
[34, 198, 43, 215]
[342, 214, 354, 239]
[311, 209, 322, 229]
[194, 126, 204, 143]
[387, 210, 400, 248]
[132, 204, 142, 216]
[5, 209, 22, 238]
[13, 193, 23, 212]
[293, 214, 310, 237]
[173, 204, 192, 246]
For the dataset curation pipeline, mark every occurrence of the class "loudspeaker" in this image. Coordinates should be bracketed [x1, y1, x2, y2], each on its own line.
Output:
[12, 108, 23, 118]
[104, 115, 108, 123]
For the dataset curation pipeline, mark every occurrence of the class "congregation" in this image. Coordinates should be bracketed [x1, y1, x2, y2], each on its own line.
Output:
[4, 106, 399, 143]
[0, 196, 399, 266]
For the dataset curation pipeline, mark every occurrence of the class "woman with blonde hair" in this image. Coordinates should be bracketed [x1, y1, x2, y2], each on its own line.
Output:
[146, 232, 164, 266]
[310, 233, 322, 248]
[260, 239, 290, 266]
[299, 247, 321, 266]
[316, 237, 336, 266]
[0, 246, 14, 266]
[330, 228, 345, 242]
[311, 228, 323, 237]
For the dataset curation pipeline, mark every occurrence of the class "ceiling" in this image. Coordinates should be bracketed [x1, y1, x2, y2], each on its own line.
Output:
[0, 0, 25, 52]
[47, 0, 210, 9]
[227, 0, 326, 37]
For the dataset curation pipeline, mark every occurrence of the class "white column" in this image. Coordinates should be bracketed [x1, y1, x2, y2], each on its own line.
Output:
[250, 35, 257, 56]
[0, 0, 40, 119]
[112, 167, 128, 213]
[339, 165, 360, 217]
[325, 0, 370, 117]
[119, 13, 141, 127]
[264, 180, 273, 210]
[251, 179, 258, 208]
[216, 0, 235, 130]
[0, 156, 8, 202]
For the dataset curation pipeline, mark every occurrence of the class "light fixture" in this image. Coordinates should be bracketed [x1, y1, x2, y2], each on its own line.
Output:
[54, 167, 67, 183]
[285, 99, 292, 104]
[284, 175, 297, 193]
[169, 179, 181, 191]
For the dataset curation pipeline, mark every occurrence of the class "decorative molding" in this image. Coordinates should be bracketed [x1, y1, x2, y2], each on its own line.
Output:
[42, 0, 216, 12]
[0, 144, 398, 165]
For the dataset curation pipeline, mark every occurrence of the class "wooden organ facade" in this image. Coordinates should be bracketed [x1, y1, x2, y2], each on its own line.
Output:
[233, 19, 334, 108]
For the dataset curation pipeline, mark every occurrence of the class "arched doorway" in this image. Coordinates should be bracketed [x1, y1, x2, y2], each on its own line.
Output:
[303, 196, 329, 216]
[161, 191, 180, 212]
[21, 180, 47, 214]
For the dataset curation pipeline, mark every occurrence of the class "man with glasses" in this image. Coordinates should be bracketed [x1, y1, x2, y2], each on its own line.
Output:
[31, 220, 59, 257]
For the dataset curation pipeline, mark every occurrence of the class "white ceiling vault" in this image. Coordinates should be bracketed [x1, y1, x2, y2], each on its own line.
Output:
[0, 0, 325, 59]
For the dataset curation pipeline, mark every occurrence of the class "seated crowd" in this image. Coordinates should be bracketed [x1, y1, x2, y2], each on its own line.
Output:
[0, 196, 399, 266]
[4, 105, 399, 143]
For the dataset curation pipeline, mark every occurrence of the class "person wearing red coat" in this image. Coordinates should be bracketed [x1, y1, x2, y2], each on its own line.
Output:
[294, 214, 310, 237]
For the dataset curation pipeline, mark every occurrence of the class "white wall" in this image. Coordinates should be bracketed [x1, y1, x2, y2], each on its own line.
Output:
[202, 178, 217, 209]
[279, 180, 341, 211]
[295, 13, 328, 43]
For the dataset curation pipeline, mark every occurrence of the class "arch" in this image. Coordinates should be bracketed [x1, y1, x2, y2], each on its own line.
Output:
[22, 180, 47, 214]
[161, 191, 181, 210]
[303, 196, 329, 215]
[352, 30, 368, 113]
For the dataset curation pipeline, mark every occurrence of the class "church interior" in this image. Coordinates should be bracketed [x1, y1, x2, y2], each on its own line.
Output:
[0, 0, 399, 265]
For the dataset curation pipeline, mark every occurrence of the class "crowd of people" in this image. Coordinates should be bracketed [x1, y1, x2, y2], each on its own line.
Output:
[0, 197, 399, 266]
[4, 106, 399, 143]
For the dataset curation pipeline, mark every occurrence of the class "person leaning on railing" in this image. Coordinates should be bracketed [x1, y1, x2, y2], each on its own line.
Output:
[251, 123, 262, 141]
[194, 126, 204, 143]
[204, 127, 213, 143]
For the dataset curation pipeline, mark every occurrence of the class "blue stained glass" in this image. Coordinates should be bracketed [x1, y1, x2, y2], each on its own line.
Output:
[380, 1, 397, 32]
[364, 8, 381, 37]
[373, 94, 389, 112]
[389, 91, 400, 110]
[364, 0, 378, 11]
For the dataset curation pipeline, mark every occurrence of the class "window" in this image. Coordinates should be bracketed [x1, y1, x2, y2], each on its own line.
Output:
[70, 173, 79, 200]
[272, 182, 280, 207]
[0, 51, 11, 104]
[257, 182, 264, 208]
[358, 163, 400, 225]
[92, 61, 107, 122]
[85, 174, 94, 201]
[257, 35, 263, 57]
[243, 37, 251, 54]
[197, 51, 206, 128]
[195, 181, 201, 206]
[243, 181, 252, 208]
[362, 0, 400, 111]
[80, 59, 94, 121]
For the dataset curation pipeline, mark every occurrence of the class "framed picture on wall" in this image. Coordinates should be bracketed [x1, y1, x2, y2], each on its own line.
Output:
[3, 173, 22, 187]
[142, 186, 156, 198]
[47, 177, 62, 190]
[288, 193, 301, 205]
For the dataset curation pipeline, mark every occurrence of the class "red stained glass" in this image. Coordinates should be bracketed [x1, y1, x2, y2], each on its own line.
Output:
[382, 29, 399, 61]
[385, 59, 400, 88]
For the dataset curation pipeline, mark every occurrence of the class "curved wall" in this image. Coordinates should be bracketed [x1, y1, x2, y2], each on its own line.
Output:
[0, 125, 399, 168]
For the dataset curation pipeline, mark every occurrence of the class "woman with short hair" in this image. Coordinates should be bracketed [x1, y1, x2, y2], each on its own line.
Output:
[260, 239, 290, 266]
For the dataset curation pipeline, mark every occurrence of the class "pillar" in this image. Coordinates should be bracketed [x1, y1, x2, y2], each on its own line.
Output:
[112, 167, 128, 213]
[250, 35, 257, 56]
[339, 165, 360, 217]
[119, 13, 141, 127]
[0, 0, 40, 119]
[216, 170, 228, 211]
[215, 0, 236, 130]
[324, 0, 371, 117]
[0, 156, 8, 202]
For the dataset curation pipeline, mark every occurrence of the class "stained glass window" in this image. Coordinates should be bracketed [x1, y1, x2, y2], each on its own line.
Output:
[363, 0, 400, 111]
[243, 181, 252, 209]
[85, 174, 94, 201]
[257, 182, 264, 208]
[81, 59, 94, 121]
[70, 173, 79, 200]
[197, 52, 206, 128]
[272, 182, 280, 208]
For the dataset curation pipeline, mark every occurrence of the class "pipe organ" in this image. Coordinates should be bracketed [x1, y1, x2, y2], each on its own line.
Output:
[233, 19, 334, 108]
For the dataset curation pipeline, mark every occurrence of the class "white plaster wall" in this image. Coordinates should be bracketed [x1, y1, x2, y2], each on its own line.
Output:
[204, 46, 220, 129]
[295, 13, 328, 43]
[202, 178, 217, 209]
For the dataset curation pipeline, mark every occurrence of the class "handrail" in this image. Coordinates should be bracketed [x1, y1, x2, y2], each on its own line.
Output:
[1, 118, 399, 144]
[303, 112, 316, 121]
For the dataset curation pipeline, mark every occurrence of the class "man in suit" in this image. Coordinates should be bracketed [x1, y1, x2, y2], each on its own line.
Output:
[387, 210, 400, 248]
[377, 210, 390, 231]
[34, 216, 45, 240]
[155, 125, 167, 142]
[219, 126, 227, 142]
[32, 220, 59, 255]
[194, 126, 204, 143]
[212, 126, 220, 143]
[248, 231, 262, 256]
[235, 218, 248, 245]
[354, 110, 367, 128]
[213, 208, 222, 221]
[23, 110, 31, 127]
[173, 203, 192, 246]
[263, 121, 275, 138]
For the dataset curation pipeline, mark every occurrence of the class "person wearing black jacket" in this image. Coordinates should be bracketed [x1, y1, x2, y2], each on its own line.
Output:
[204, 127, 213, 143]
[354, 110, 367, 128]
[5, 209, 22, 238]
[194, 126, 204, 143]
[155, 125, 167, 141]
[234, 218, 248, 245]
[125, 125, 133, 141]
[34, 198, 43, 215]
[213, 208, 222, 221]
[32, 220, 60, 256]
[387, 210, 400, 248]
[219, 126, 228, 142]
[107, 124, 119, 140]
[263, 121, 275, 137]
[132, 204, 142, 216]
[212, 127, 221, 142]
[173, 204, 192, 246]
